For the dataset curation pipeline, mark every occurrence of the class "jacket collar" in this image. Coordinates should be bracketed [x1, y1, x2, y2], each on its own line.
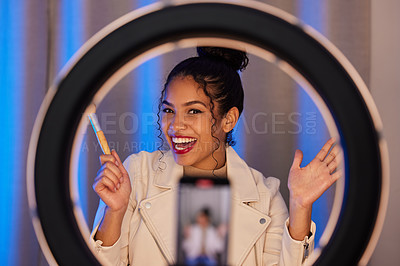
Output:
[153, 146, 259, 203]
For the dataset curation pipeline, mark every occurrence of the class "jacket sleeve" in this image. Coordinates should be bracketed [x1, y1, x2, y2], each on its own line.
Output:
[280, 218, 315, 265]
[89, 155, 138, 266]
[262, 177, 316, 266]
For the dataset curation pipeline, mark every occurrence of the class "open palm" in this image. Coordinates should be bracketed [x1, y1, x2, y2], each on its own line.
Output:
[288, 138, 342, 208]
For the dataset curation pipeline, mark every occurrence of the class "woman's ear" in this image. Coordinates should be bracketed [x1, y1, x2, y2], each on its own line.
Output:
[222, 107, 239, 133]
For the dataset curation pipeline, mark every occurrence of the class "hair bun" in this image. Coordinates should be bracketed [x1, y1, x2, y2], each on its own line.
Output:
[197, 46, 249, 72]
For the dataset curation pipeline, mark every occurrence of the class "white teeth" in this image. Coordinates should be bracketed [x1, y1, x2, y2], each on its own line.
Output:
[172, 137, 196, 144]
[175, 146, 186, 150]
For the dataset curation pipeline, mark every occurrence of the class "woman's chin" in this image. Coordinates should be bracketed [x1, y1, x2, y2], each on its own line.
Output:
[173, 155, 195, 167]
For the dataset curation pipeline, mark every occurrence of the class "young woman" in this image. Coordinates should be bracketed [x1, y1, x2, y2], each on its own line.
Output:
[90, 47, 341, 265]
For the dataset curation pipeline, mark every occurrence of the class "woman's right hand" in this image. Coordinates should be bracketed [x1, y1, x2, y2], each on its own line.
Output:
[93, 150, 131, 213]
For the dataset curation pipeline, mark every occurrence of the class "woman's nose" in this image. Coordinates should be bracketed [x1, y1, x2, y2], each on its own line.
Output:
[170, 113, 186, 131]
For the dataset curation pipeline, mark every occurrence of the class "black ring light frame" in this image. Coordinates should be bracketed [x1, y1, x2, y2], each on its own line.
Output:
[27, 1, 389, 265]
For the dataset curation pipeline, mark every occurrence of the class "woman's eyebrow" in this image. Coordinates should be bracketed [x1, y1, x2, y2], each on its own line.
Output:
[162, 100, 173, 107]
[162, 100, 207, 108]
[183, 100, 207, 107]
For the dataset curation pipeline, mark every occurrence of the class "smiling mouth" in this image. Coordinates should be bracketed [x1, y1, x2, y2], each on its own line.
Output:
[172, 137, 197, 152]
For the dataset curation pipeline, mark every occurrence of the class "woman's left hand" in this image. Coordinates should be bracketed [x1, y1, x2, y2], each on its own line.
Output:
[288, 137, 342, 209]
[287, 137, 342, 240]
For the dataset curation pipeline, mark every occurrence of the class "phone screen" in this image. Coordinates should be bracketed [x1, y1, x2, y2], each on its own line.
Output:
[176, 177, 231, 266]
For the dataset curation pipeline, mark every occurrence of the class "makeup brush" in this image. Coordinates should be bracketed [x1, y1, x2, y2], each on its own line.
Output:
[87, 104, 111, 155]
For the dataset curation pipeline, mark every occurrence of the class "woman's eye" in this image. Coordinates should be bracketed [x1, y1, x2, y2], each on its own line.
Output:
[188, 109, 203, 114]
[162, 108, 174, 113]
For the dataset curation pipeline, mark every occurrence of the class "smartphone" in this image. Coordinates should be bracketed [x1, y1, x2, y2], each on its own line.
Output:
[176, 176, 231, 266]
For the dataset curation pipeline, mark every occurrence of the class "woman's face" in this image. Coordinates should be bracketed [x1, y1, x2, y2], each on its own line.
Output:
[161, 76, 227, 169]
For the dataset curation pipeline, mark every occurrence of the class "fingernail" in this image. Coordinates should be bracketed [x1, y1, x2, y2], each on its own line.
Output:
[115, 160, 119, 166]
[117, 183, 121, 189]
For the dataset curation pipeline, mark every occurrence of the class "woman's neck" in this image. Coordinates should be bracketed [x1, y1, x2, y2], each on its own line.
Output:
[189, 144, 226, 170]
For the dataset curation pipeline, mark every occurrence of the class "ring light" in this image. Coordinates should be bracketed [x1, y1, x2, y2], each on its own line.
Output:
[27, 1, 389, 265]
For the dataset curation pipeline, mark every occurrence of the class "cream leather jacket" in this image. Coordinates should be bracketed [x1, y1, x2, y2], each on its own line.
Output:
[91, 147, 315, 265]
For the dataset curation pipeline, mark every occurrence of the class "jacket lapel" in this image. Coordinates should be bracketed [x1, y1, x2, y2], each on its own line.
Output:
[138, 151, 182, 265]
[228, 201, 271, 265]
[226, 147, 272, 265]
[139, 189, 177, 265]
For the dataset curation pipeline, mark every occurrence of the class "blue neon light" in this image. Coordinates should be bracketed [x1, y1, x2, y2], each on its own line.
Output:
[60, 0, 85, 65]
[0, 0, 25, 264]
[298, 0, 330, 246]
[134, 0, 160, 152]
[233, 71, 246, 157]
[134, 58, 160, 152]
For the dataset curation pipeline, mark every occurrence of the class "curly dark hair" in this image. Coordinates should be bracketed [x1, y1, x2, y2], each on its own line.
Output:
[156, 47, 248, 168]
